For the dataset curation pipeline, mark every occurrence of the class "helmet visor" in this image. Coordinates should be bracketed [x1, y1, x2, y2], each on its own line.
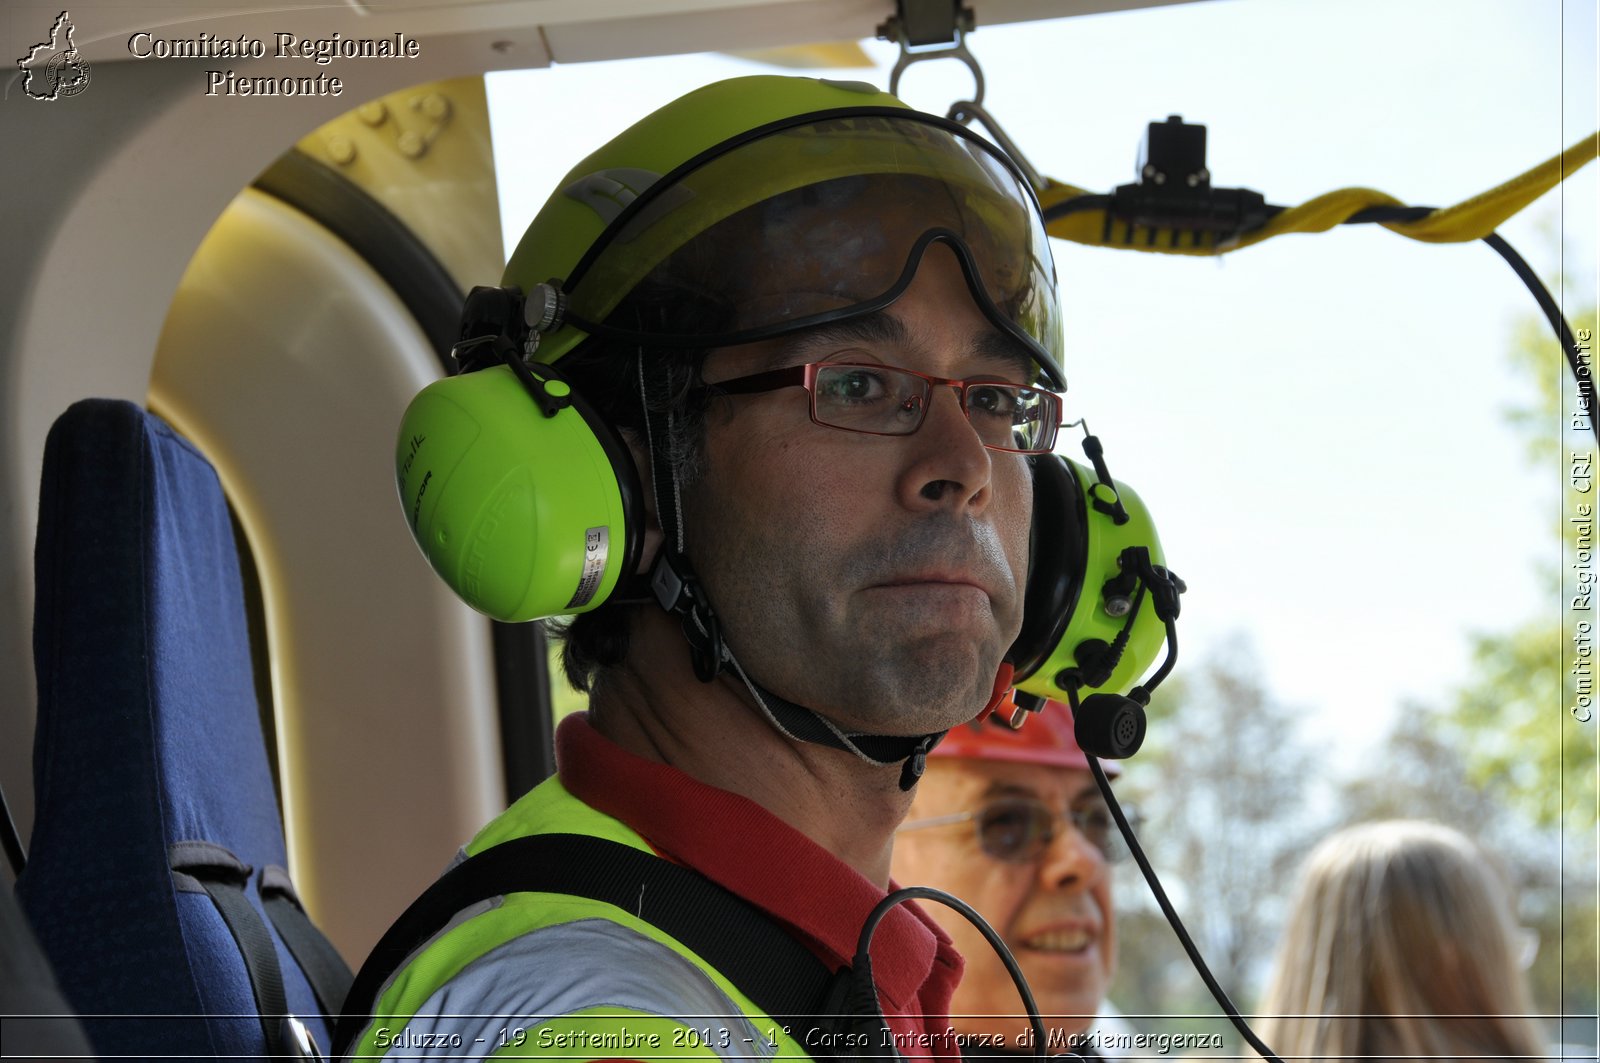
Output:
[560, 110, 1066, 389]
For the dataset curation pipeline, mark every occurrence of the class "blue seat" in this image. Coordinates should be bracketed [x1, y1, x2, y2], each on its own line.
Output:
[17, 399, 348, 1060]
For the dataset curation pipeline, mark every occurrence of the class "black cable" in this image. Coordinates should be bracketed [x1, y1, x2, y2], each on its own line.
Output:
[1331, 205, 1595, 440]
[1139, 618, 1180, 696]
[854, 886, 1055, 1061]
[1083, 754, 1285, 1063]
[1480, 232, 1597, 441]
[1329, 205, 1595, 440]
[1343, 204, 1435, 225]
[1065, 597, 1276, 1058]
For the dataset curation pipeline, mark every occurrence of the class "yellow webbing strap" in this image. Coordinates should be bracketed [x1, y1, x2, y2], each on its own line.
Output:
[1038, 130, 1598, 256]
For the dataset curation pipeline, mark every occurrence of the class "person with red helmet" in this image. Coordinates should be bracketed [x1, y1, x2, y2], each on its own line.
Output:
[894, 699, 1126, 1058]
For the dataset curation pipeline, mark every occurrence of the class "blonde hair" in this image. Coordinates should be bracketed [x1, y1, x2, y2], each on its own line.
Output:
[1257, 820, 1546, 1063]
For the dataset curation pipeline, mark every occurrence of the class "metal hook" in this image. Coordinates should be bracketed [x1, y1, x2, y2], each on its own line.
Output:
[879, 3, 985, 107]
[873, 6, 1044, 194]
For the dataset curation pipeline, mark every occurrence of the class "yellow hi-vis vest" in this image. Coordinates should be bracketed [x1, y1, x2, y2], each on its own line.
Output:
[347, 774, 812, 1061]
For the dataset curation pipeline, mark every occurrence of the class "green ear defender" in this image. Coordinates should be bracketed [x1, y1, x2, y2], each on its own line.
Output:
[1008, 443, 1179, 705]
[394, 288, 644, 622]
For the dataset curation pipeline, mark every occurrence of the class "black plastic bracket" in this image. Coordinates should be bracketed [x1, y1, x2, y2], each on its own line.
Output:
[1107, 115, 1269, 247]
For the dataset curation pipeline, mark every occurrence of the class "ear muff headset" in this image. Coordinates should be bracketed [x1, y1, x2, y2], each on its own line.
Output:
[1004, 440, 1183, 758]
[1008, 448, 1173, 700]
[394, 286, 644, 623]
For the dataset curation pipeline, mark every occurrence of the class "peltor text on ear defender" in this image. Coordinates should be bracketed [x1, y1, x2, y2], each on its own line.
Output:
[1007, 452, 1172, 703]
[394, 364, 643, 623]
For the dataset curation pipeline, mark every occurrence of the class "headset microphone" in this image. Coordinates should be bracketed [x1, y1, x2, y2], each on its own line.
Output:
[1074, 691, 1148, 759]
[1006, 423, 1184, 762]
[1008, 421, 1186, 761]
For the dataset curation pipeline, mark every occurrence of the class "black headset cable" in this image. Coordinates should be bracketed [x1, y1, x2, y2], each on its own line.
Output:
[1083, 740, 1285, 1063]
[851, 885, 1059, 1062]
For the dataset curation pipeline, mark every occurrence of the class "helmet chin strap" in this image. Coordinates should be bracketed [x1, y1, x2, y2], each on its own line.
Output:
[638, 358, 1012, 790]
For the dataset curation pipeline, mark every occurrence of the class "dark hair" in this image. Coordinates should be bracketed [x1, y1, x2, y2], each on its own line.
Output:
[551, 334, 708, 694]
[550, 207, 812, 692]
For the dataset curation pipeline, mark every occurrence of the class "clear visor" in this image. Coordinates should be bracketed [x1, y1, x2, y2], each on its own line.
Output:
[561, 111, 1066, 389]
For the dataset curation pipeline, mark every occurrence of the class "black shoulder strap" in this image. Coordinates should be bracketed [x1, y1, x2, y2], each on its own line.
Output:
[169, 841, 288, 1058]
[261, 865, 355, 1019]
[331, 833, 849, 1060]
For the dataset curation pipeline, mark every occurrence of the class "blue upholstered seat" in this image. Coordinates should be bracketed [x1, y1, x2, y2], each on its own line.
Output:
[17, 399, 345, 1059]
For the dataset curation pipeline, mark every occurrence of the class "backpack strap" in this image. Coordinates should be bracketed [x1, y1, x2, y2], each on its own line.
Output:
[331, 833, 849, 1060]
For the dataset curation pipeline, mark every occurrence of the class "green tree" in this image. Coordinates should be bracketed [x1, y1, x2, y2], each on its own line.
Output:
[1450, 292, 1598, 1046]
[1335, 274, 1599, 1047]
[1443, 297, 1600, 833]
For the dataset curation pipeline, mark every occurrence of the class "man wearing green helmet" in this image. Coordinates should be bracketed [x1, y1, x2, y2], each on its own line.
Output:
[358, 74, 1081, 1062]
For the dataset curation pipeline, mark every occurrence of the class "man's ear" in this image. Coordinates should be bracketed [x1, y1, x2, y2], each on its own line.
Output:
[622, 428, 665, 575]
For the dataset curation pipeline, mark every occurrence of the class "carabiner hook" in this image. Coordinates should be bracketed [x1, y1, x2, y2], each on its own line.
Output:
[875, 6, 1047, 194]
[879, 3, 985, 107]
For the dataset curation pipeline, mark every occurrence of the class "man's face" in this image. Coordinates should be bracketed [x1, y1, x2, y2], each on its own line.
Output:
[682, 244, 1035, 736]
[892, 758, 1116, 1041]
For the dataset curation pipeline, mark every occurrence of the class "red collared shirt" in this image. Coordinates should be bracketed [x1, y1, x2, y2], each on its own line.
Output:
[557, 713, 965, 1062]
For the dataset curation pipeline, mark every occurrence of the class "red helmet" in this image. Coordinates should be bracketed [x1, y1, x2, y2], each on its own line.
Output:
[932, 696, 1121, 776]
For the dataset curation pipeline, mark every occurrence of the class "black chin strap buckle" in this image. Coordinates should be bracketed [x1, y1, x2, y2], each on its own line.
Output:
[650, 550, 724, 683]
[682, 609, 723, 683]
[897, 733, 942, 791]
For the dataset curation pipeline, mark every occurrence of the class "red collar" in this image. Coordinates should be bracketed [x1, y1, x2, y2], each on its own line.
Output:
[556, 713, 963, 1015]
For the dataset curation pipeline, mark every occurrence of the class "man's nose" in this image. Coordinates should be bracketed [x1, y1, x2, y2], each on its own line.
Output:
[1036, 820, 1106, 892]
[901, 385, 993, 508]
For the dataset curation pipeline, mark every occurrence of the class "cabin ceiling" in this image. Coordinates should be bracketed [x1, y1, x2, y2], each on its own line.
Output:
[21, 0, 1209, 68]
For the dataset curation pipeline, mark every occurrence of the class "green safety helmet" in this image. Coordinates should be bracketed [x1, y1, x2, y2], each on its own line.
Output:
[503, 75, 1066, 387]
[395, 74, 1176, 707]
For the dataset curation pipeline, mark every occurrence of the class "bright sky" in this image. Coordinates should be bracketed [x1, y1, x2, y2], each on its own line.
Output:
[486, 0, 1599, 777]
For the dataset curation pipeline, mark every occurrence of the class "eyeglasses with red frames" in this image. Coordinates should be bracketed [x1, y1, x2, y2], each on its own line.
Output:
[701, 362, 1063, 454]
[897, 794, 1139, 864]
